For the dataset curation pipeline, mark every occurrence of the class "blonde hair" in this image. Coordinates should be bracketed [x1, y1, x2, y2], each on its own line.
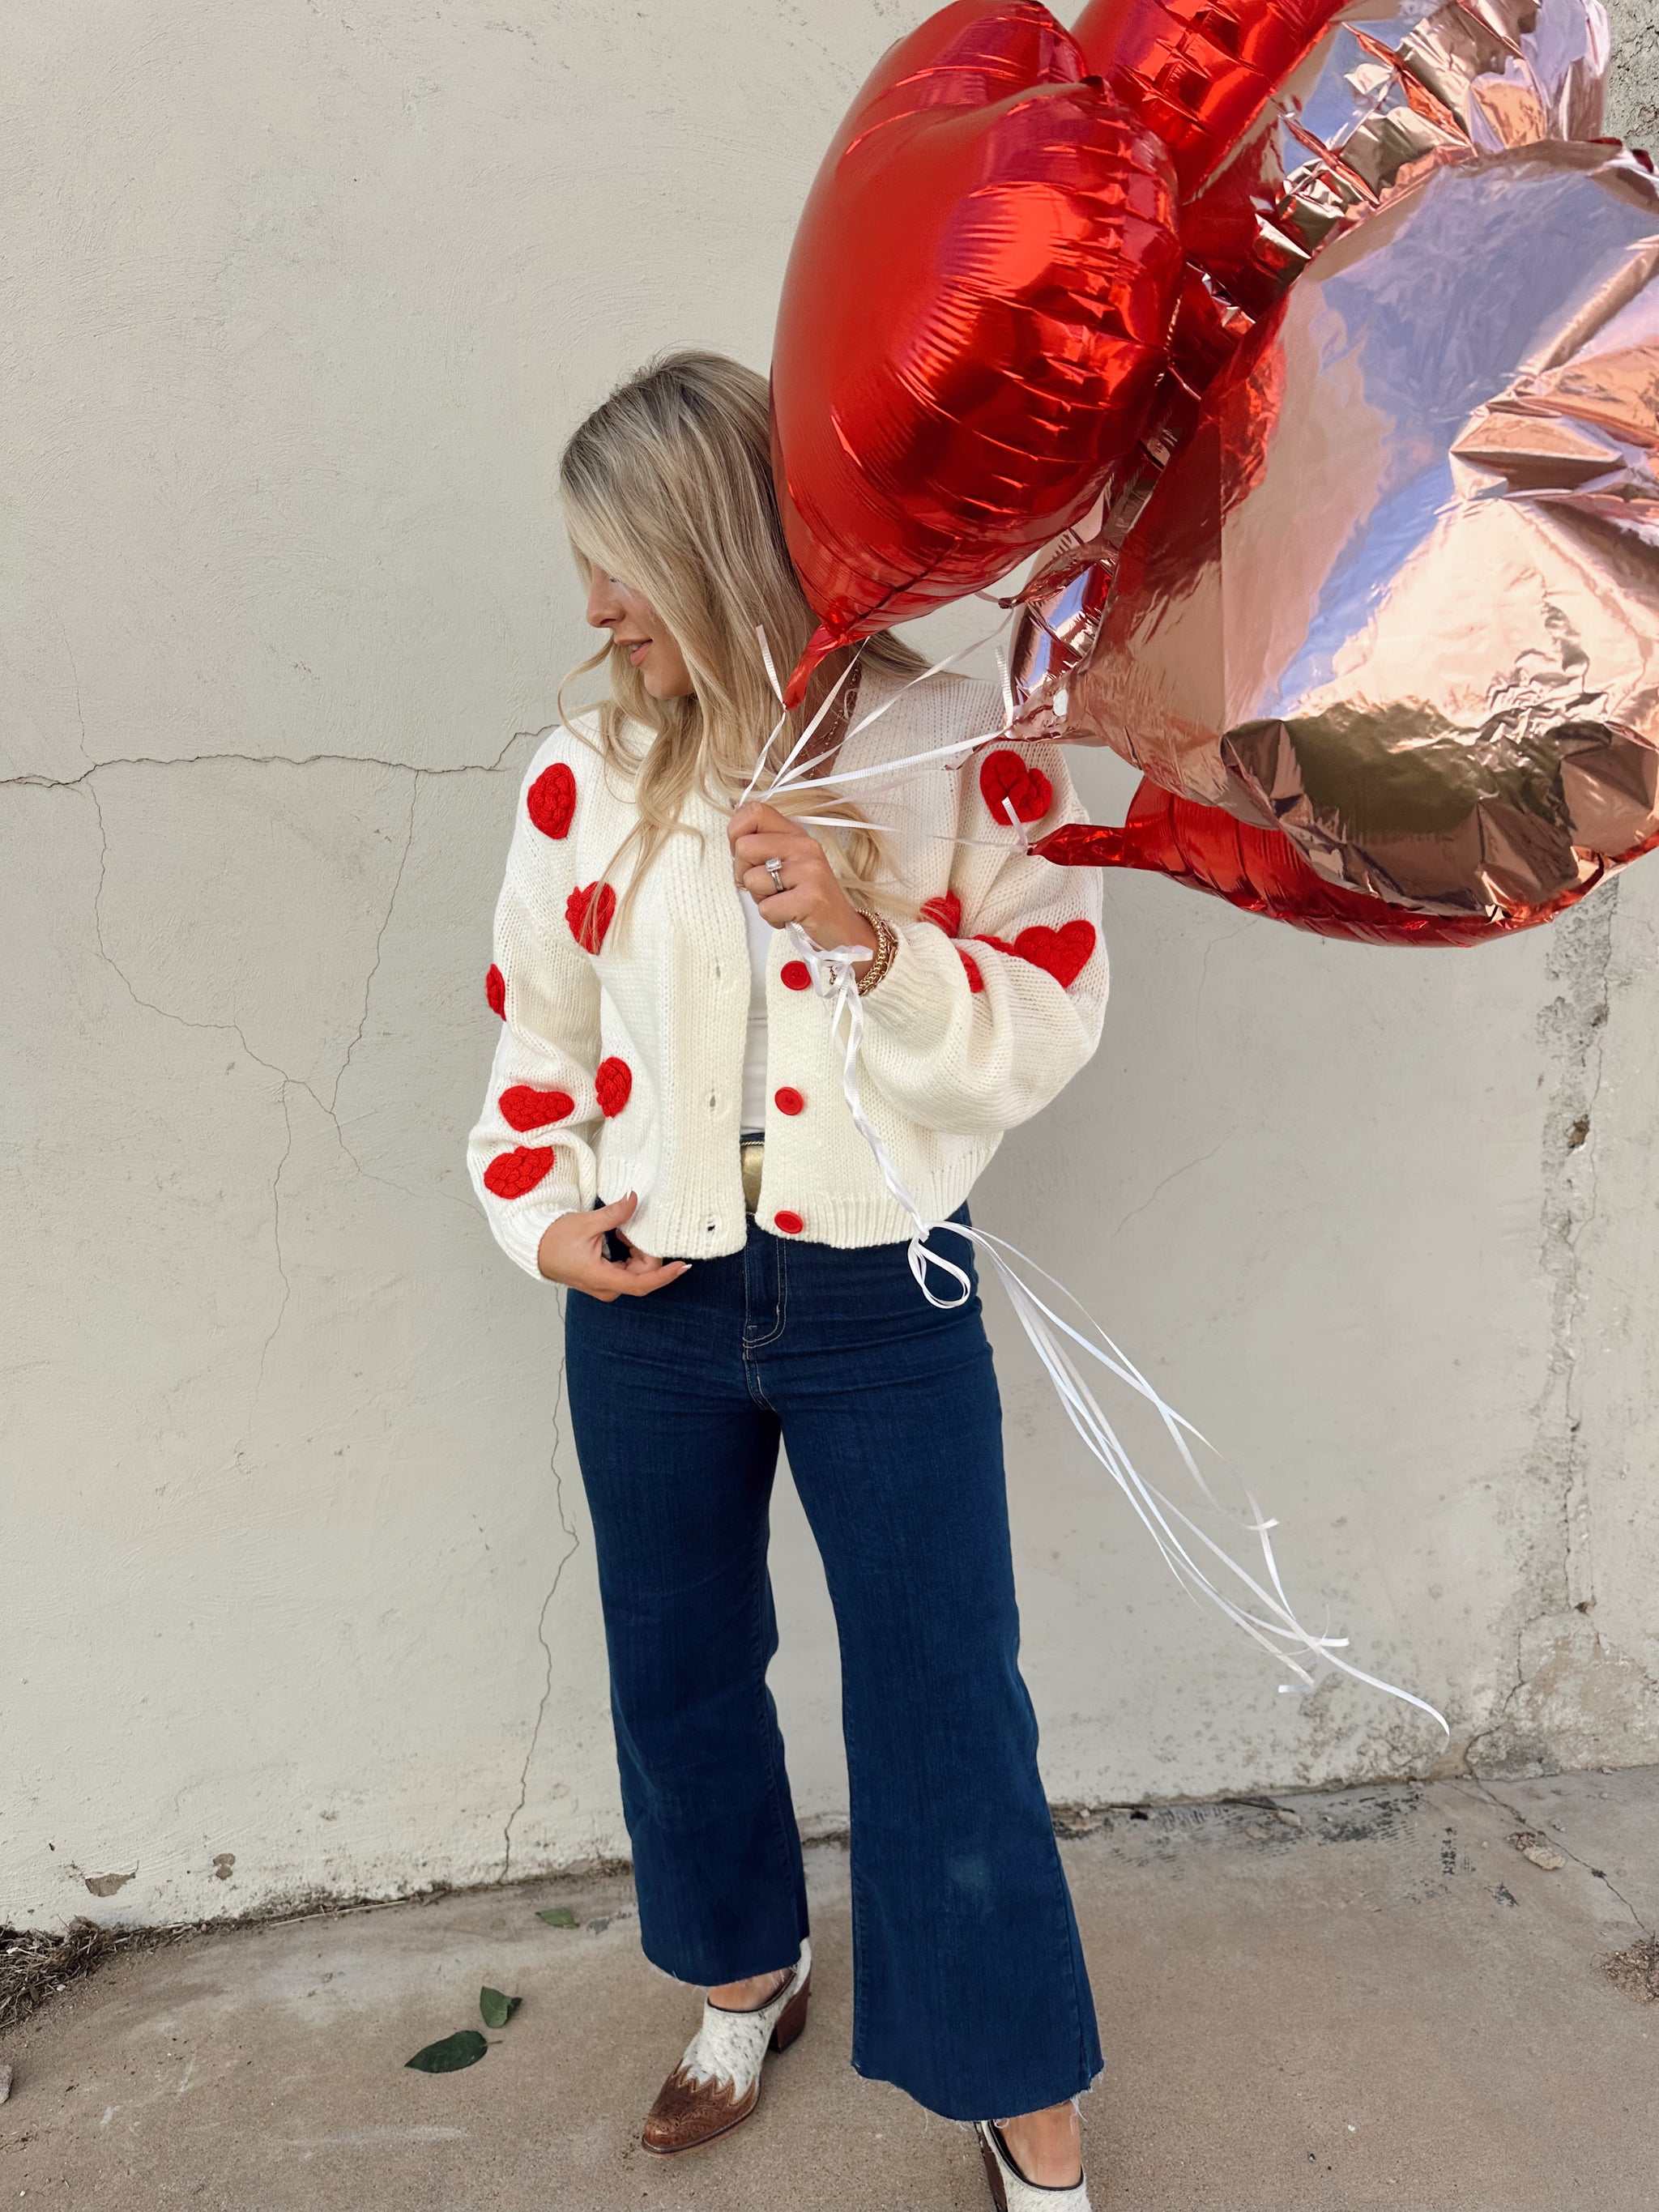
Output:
[557, 350, 925, 940]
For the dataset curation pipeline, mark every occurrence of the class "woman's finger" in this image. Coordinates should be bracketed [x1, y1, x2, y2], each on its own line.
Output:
[727, 799, 791, 846]
[581, 1253, 688, 1299]
[617, 1259, 691, 1297]
[742, 861, 800, 901]
[733, 828, 817, 869]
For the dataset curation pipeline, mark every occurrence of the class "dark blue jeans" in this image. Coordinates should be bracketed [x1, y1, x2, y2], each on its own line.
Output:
[562, 1208, 1102, 2123]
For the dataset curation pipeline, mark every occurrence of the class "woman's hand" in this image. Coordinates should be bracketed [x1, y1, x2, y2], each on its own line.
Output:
[535, 1193, 689, 1300]
[728, 801, 878, 955]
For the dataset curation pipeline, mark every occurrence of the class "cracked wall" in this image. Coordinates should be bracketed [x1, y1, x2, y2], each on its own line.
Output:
[5, 0, 1659, 1929]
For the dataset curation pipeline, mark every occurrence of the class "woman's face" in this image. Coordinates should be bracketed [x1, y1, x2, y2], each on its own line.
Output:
[584, 565, 694, 701]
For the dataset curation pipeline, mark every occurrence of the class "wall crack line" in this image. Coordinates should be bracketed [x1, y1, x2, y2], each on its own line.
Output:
[329, 773, 419, 1119]
[87, 782, 314, 1103]
[1471, 891, 1616, 1773]
[1111, 1138, 1229, 1242]
[251, 1086, 298, 1411]
[2, 727, 540, 792]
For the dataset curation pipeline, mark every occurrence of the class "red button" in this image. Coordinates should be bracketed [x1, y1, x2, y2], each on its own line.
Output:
[774, 1210, 804, 1236]
[774, 1086, 804, 1115]
[781, 960, 812, 991]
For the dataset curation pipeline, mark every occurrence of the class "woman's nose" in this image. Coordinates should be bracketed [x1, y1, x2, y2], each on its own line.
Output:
[585, 573, 622, 630]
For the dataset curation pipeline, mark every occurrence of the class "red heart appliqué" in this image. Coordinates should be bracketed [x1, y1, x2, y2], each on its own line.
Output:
[566, 881, 616, 953]
[483, 1145, 555, 1200]
[959, 949, 986, 994]
[919, 891, 963, 937]
[498, 1085, 574, 1132]
[977, 919, 1097, 988]
[527, 761, 576, 840]
[595, 1056, 633, 1118]
[980, 750, 1053, 826]
[485, 963, 506, 1019]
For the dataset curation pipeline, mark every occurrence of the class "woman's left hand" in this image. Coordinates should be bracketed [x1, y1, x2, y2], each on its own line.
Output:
[728, 801, 878, 955]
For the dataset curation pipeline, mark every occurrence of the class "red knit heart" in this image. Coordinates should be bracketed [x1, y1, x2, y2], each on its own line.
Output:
[976, 919, 1096, 987]
[485, 963, 506, 1019]
[527, 761, 577, 839]
[958, 948, 985, 994]
[499, 1084, 574, 1132]
[566, 880, 616, 952]
[483, 1145, 555, 1200]
[980, 750, 1053, 826]
[920, 891, 962, 937]
[595, 1056, 633, 1118]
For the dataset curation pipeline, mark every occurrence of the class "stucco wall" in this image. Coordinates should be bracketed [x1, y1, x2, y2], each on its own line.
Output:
[6, 2, 1658, 1930]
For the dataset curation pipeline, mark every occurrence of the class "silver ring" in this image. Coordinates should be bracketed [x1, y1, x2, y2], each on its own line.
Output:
[765, 858, 786, 896]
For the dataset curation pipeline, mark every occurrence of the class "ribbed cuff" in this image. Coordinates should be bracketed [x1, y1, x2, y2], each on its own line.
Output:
[492, 1198, 578, 1282]
[856, 923, 957, 1055]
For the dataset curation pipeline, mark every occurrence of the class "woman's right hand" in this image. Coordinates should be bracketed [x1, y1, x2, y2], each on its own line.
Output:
[536, 1192, 690, 1300]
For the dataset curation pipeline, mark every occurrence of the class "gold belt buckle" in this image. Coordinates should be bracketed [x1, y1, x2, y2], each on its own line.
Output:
[740, 1137, 765, 1216]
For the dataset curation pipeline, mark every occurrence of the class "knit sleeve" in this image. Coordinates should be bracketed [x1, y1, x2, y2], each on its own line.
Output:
[466, 735, 603, 1281]
[855, 739, 1107, 1138]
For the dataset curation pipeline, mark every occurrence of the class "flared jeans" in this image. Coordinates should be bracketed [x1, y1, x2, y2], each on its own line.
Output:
[562, 1208, 1102, 2122]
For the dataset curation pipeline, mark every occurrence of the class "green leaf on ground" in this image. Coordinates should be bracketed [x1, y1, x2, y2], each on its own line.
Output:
[479, 1986, 521, 2028]
[406, 2029, 488, 2073]
[536, 1906, 578, 1928]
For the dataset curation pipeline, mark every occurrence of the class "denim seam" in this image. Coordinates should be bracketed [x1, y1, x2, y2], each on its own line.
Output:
[843, 1688, 872, 2077]
[1045, 1829, 1094, 2102]
[749, 1513, 804, 1949]
[744, 1234, 788, 1354]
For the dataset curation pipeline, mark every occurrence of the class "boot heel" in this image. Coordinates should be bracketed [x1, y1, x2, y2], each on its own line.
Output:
[769, 1978, 810, 2052]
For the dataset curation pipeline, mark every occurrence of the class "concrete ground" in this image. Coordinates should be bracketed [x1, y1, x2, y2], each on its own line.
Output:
[2, 1771, 1656, 2212]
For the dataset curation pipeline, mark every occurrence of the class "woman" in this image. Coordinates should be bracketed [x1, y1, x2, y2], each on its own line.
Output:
[467, 352, 1109, 2210]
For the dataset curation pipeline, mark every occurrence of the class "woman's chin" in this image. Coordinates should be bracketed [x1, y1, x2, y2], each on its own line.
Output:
[642, 670, 694, 703]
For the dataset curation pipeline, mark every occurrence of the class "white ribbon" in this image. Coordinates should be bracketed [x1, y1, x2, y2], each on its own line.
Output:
[750, 627, 1446, 1733]
[780, 931, 1446, 1735]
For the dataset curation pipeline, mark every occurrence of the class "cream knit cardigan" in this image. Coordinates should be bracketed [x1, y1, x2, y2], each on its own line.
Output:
[467, 670, 1107, 1275]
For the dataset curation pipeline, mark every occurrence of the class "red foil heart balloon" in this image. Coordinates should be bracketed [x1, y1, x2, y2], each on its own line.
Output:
[1070, 0, 1349, 198]
[771, 0, 1181, 701]
[1032, 783, 1649, 948]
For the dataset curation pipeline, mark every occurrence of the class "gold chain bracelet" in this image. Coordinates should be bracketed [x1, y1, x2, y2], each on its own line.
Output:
[851, 909, 898, 997]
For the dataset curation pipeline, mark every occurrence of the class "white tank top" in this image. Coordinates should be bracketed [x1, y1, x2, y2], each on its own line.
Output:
[739, 890, 771, 1135]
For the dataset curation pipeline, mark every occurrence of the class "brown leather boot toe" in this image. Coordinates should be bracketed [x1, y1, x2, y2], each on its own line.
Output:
[641, 1945, 812, 2156]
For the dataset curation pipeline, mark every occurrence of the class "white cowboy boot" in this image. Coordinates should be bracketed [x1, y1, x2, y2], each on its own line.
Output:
[975, 2116, 1092, 2209]
[640, 1941, 812, 2155]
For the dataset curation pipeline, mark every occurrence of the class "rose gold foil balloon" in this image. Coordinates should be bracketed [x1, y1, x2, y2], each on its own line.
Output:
[1178, 0, 1612, 318]
[1010, 0, 1618, 739]
[1053, 143, 1659, 928]
[1072, 0, 1349, 196]
[770, 0, 1181, 703]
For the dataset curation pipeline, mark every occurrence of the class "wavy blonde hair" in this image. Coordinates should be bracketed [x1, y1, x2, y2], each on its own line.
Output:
[557, 350, 925, 940]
